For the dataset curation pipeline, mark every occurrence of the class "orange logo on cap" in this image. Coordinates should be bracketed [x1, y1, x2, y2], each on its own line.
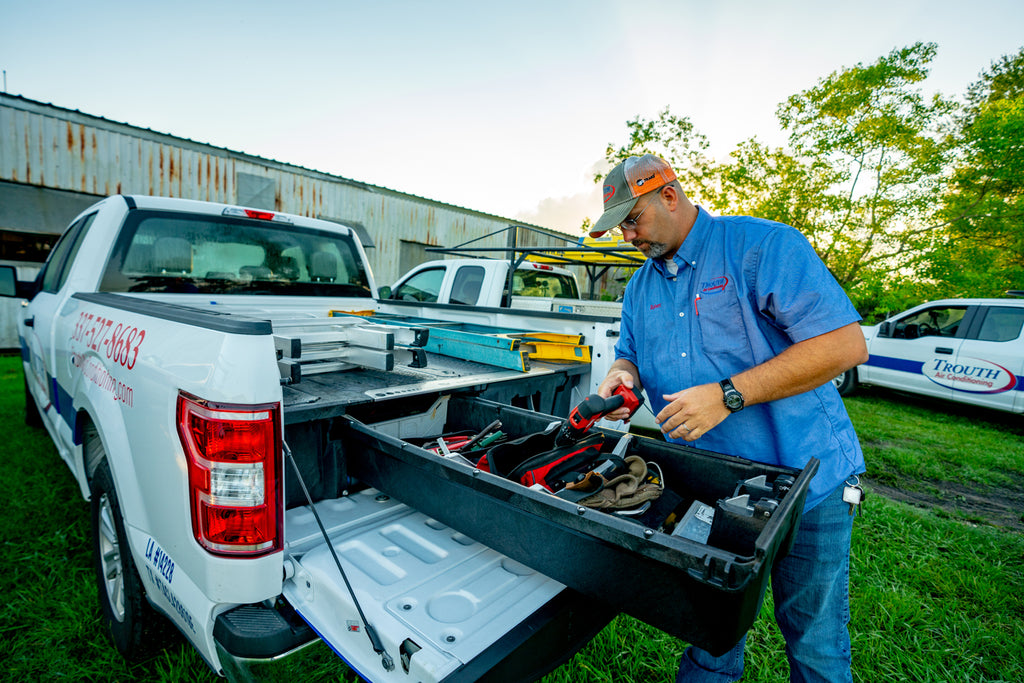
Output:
[603, 185, 616, 203]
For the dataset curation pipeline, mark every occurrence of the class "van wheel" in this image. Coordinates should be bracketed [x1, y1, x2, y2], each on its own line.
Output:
[832, 368, 858, 397]
[90, 457, 172, 660]
[23, 373, 42, 427]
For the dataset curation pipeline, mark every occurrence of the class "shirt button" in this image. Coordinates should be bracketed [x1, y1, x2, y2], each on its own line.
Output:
[681, 352, 687, 358]
[678, 312, 685, 317]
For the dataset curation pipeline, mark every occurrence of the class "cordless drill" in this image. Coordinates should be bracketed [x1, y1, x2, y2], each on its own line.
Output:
[557, 384, 644, 445]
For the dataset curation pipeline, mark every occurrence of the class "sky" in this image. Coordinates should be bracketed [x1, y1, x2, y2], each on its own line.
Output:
[2, 0, 1023, 235]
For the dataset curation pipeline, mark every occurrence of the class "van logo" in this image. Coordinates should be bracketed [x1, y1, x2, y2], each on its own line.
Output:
[701, 276, 729, 294]
[925, 357, 1018, 394]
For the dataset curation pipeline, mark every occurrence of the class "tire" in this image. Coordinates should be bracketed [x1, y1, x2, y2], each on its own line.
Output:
[23, 373, 42, 428]
[832, 368, 858, 397]
[90, 450, 172, 661]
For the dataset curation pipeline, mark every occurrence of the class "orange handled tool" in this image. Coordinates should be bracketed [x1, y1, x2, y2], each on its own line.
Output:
[558, 385, 643, 444]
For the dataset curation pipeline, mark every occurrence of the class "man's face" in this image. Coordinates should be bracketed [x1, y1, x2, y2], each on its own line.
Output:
[620, 188, 674, 259]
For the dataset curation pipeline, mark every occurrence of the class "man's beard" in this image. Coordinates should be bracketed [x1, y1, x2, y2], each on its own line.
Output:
[633, 240, 670, 259]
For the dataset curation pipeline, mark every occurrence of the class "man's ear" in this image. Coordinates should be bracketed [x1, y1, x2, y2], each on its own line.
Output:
[661, 184, 680, 211]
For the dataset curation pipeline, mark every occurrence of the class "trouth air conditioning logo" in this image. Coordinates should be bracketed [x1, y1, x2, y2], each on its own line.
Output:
[700, 276, 729, 295]
[924, 357, 1017, 394]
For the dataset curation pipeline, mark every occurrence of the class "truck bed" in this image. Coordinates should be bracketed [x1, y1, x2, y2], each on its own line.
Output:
[331, 396, 817, 656]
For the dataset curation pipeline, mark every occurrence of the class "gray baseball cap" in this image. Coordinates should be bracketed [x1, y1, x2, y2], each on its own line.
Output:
[589, 154, 677, 238]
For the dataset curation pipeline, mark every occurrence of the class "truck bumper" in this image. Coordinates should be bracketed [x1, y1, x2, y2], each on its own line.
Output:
[214, 590, 612, 683]
[216, 637, 343, 683]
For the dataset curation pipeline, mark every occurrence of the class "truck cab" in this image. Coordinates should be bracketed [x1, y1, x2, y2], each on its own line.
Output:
[382, 259, 581, 307]
[834, 297, 1024, 414]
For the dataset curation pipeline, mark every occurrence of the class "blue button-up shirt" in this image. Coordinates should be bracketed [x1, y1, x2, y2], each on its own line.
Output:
[616, 207, 865, 510]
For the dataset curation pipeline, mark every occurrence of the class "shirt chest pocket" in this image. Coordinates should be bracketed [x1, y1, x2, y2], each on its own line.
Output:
[696, 293, 753, 367]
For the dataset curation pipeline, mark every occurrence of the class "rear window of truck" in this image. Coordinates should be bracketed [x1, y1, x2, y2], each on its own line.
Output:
[98, 210, 372, 297]
[511, 270, 580, 299]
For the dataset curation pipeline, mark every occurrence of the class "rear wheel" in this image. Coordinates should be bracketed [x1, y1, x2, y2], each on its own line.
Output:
[832, 368, 858, 397]
[90, 448, 172, 660]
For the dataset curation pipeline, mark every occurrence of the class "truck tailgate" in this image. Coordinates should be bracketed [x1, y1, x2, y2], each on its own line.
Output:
[282, 489, 607, 682]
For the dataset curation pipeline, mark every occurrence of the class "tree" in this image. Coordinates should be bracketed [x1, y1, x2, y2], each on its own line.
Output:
[926, 47, 1024, 296]
[775, 42, 955, 309]
[601, 43, 959, 317]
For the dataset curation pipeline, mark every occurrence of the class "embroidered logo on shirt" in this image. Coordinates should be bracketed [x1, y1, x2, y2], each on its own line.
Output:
[700, 276, 729, 295]
[650, 303, 662, 310]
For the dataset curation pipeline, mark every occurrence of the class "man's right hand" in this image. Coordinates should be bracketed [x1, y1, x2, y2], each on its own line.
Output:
[597, 363, 640, 422]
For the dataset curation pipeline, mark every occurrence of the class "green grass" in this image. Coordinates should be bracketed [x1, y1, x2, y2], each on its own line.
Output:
[845, 387, 1024, 489]
[1, 354, 1021, 682]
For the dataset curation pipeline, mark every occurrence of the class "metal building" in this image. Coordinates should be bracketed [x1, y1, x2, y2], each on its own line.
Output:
[0, 92, 584, 346]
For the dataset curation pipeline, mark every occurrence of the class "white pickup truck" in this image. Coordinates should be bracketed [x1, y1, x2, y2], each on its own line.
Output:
[834, 298, 1024, 414]
[1, 195, 816, 682]
[382, 258, 624, 318]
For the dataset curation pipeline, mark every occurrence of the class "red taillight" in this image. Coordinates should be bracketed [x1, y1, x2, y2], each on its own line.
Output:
[177, 392, 282, 556]
[244, 209, 275, 221]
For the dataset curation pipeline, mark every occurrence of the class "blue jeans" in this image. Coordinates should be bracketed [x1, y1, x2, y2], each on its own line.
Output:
[676, 482, 854, 683]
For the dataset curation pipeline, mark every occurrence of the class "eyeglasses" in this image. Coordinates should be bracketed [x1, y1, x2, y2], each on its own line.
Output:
[608, 190, 658, 237]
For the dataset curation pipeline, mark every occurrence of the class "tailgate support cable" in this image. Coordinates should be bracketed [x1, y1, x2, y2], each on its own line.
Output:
[284, 441, 396, 672]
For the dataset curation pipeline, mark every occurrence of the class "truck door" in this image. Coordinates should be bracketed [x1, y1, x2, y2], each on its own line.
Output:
[866, 303, 969, 402]
[952, 305, 1024, 412]
[24, 213, 96, 459]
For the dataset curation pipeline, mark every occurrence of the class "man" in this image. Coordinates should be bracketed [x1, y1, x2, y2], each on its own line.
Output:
[591, 154, 868, 683]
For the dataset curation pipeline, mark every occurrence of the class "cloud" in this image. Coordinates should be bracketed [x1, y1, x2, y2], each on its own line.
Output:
[515, 184, 603, 236]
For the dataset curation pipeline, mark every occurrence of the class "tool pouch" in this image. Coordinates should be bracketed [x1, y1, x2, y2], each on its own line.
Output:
[476, 424, 605, 492]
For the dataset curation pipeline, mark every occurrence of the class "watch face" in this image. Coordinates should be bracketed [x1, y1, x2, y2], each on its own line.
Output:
[720, 379, 744, 412]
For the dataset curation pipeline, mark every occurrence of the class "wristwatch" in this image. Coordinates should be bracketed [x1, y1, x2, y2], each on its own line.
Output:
[719, 378, 745, 413]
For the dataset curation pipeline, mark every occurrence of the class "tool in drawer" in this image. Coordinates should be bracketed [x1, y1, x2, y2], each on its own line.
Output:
[557, 384, 643, 445]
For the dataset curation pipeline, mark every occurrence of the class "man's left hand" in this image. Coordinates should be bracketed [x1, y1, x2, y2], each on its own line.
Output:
[656, 383, 731, 442]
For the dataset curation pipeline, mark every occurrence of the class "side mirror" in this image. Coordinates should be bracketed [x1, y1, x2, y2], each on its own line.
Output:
[878, 321, 891, 337]
[377, 285, 392, 300]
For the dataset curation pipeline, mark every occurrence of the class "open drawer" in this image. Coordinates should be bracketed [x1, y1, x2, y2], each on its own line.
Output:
[340, 395, 818, 656]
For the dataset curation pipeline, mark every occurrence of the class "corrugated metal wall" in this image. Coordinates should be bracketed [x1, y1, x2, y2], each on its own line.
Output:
[0, 93, 579, 287]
